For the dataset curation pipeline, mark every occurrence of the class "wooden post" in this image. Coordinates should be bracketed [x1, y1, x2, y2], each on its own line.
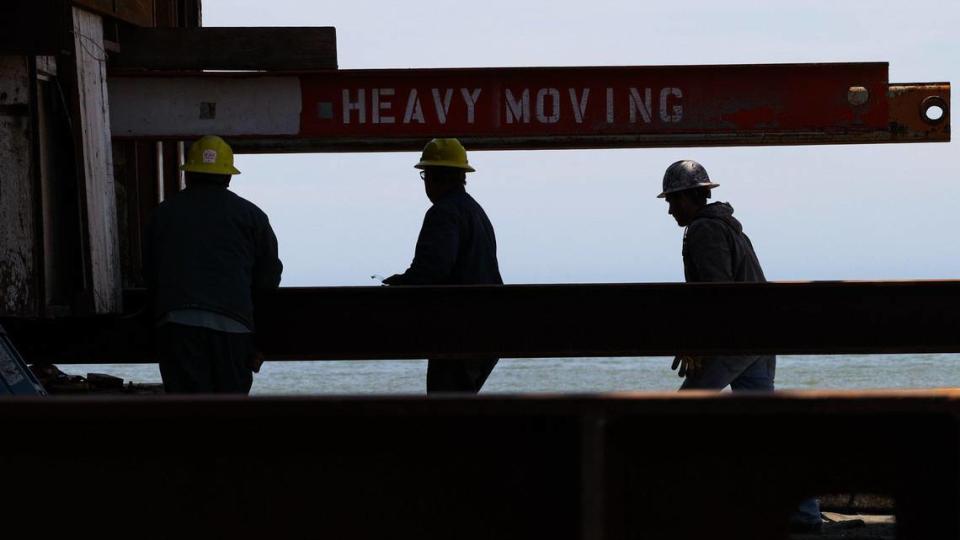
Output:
[69, 7, 122, 313]
[161, 140, 182, 200]
[0, 55, 40, 316]
[112, 139, 162, 289]
[155, 0, 179, 29]
[179, 0, 201, 28]
[35, 52, 92, 317]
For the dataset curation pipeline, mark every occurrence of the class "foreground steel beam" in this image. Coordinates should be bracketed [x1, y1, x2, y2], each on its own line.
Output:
[3, 280, 959, 364]
[1, 392, 958, 539]
[108, 63, 950, 152]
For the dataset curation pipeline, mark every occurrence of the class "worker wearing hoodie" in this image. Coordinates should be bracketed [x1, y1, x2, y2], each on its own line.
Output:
[658, 160, 822, 532]
[659, 160, 773, 390]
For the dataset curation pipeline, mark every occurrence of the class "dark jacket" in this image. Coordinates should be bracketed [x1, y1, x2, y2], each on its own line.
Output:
[385, 189, 502, 285]
[682, 202, 766, 283]
[143, 184, 282, 329]
[682, 202, 772, 383]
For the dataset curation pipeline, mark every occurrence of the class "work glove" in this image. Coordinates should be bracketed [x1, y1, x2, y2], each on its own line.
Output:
[248, 350, 265, 374]
[671, 355, 703, 378]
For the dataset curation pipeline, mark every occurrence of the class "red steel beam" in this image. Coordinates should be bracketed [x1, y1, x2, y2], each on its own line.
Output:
[107, 63, 950, 152]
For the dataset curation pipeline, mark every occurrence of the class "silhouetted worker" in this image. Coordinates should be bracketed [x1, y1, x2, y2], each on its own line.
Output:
[144, 135, 282, 394]
[659, 159, 822, 532]
[383, 138, 502, 393]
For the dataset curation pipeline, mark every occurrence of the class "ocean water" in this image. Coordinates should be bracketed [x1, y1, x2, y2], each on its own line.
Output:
[63, 354, 959, 395]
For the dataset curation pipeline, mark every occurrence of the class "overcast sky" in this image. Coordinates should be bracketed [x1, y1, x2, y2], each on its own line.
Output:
[203, 0, 958, 286]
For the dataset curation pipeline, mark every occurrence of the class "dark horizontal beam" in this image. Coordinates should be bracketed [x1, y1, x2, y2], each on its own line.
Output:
[1, 393, 958, 539]
[2, 281, 960, 364]
[111, 26, 338, 71]
[73, 0, 155, 27]
[0, 0, 67, 54]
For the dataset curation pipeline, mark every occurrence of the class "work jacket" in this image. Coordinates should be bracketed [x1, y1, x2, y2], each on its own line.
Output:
[680, 201, 774, 386]
[682, 202, 766, 283]
[144, 184, 283, 329]
[385, 189, 502, 286]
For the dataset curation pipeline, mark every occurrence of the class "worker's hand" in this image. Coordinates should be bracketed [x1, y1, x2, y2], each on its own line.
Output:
[381, 274, 402, 286]
[248, 350, 265, 374]
[671, 355, 703, 378]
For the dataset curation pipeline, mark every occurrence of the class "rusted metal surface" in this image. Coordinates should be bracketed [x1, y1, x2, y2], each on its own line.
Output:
[888, 83, 950, 142]
[107, 63, 950, 151]
[4, 280, 960, 364]
[0, 391, 957, 539]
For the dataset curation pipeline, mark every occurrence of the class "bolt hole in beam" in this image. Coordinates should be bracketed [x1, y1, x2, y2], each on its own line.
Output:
[925, 106, 945, 121]
[921, 96, 948, 124]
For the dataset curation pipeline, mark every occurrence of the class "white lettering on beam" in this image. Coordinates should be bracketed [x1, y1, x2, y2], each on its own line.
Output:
[536, 88, 561, 124]
[343, 89, 366, 124]
[403, 89, 425, 124]
[461, 88, 482, 124]
[432, 88, 454, 124]
[660, 87, 683, 122]
[629, 87, 652, 124]
[372, 88, 395, 124]
[569, 88, 590, 124]
[505, 89, 530, 124]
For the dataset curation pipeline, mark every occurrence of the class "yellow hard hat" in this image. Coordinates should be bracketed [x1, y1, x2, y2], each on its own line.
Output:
[181, 135, 241, 175]
[414, 138, 475, 172]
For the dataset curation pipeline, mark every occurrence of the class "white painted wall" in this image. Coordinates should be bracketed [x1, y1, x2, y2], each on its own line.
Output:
[109, 76, 302, 137]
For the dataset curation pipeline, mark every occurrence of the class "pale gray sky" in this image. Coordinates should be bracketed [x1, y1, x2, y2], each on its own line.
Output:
[205, 0, 958, 286]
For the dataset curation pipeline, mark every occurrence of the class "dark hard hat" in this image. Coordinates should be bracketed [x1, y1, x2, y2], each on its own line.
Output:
[657, 160, 719, 198]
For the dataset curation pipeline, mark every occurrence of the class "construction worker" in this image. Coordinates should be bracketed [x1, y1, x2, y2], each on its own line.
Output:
[659, 160, 773, 390]
[658, 159, 822, 532]
[143, 135, 282, 394]
[383, 138, 502, 393]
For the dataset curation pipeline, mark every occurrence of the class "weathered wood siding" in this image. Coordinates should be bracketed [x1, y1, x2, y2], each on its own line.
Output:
[0, 56, 39, 316]
[72, 7, 121, 313]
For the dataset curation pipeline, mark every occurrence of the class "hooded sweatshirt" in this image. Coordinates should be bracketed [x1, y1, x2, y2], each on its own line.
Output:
[682, 202, 766, 283]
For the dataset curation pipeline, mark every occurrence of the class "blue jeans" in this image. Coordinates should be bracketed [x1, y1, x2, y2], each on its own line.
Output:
[678, 355, 822, 527]
[680, 355, 776, 391]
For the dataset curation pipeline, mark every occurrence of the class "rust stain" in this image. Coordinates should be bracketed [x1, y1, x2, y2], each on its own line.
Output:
[720, 105, 779, 129]
[888, 83, 950, 141]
